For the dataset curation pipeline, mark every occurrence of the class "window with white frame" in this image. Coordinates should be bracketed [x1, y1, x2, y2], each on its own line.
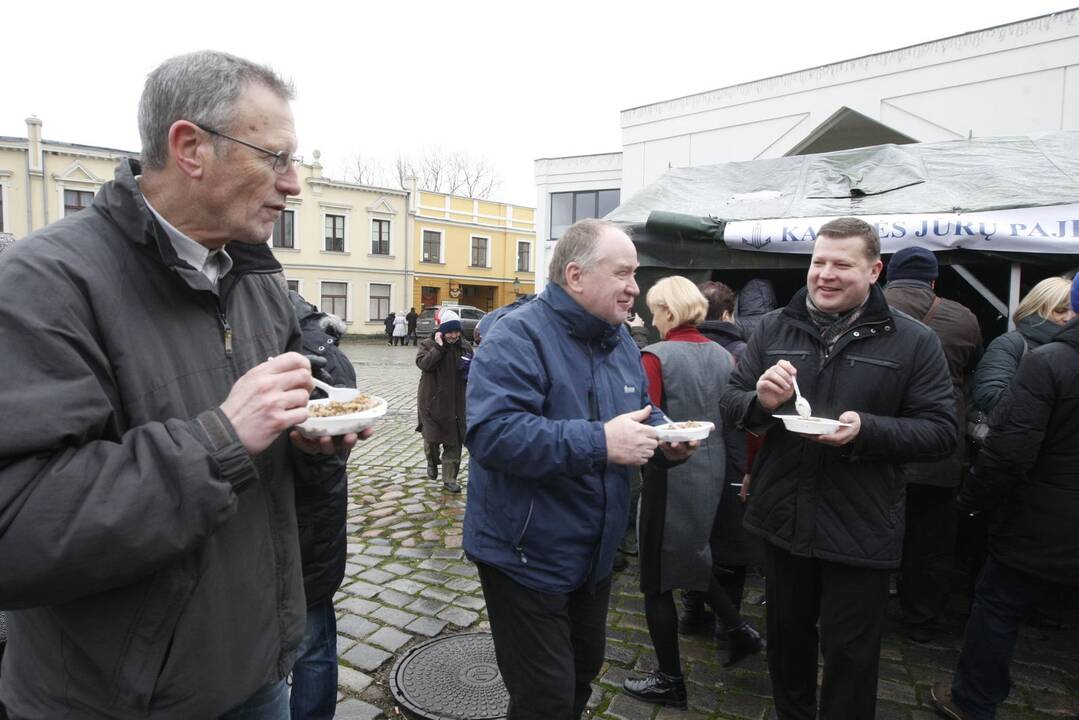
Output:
[549, 189, 620, 241]
[517, 240, 531, 272]
[369, 283, 391, 321]
[470, 236, 489, 267]
[371, 219, 391, 255]
[324, 214, 346, 252]
[272, 210, 296, 249]
[422, 230, 442, 263]
[286, 279, 300, 294]
[64, 189, 95, 217]
[321, 282, 348, 320]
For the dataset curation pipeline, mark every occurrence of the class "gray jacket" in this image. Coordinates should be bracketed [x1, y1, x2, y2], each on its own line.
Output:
[0, 160, 340, 719]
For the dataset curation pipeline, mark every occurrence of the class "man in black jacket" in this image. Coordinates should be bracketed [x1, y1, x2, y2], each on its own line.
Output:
[289, 292, 356, 720]
[721, 217, 956, 719]
[884, 247, 983, 642]
[931, 280, 1079, 720]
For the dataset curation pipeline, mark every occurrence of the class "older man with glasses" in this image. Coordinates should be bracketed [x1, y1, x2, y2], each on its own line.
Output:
[0, 51, 369, 720]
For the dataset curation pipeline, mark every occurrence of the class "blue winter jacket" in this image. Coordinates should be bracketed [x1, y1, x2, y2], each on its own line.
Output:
[463, 283, 664, 594]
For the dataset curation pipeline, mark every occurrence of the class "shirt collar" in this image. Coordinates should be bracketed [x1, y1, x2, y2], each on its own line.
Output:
[141, 193, 233, 285]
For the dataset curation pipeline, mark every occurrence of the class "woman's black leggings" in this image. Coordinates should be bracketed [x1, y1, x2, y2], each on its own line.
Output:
[643, 575, 744, 676]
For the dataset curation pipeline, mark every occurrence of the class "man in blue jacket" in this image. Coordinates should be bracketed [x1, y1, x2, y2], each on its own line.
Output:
[464, 219, 697, 720]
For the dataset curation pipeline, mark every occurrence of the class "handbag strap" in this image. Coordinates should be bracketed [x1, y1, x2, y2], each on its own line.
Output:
[922, 296, 942, 324]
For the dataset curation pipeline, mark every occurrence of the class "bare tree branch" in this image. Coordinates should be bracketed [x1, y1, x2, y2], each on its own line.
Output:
[345, 148, 502, 198]
[343, 152, 384, 187]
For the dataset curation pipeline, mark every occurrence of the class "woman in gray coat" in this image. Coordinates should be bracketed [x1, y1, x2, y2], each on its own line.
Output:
[622, 277, 763, 710]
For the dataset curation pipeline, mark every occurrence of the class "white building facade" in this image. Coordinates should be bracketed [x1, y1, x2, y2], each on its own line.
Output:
[535, 8, 1079, 288]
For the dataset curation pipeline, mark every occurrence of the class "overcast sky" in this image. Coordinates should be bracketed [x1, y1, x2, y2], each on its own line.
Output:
[3, 0, 1071, 206]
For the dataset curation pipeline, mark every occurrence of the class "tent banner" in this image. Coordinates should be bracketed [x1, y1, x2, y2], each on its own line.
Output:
[724, 203, 1079, 254]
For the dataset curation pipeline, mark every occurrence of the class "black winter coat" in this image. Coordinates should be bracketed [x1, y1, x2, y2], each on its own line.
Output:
[699, 320, 751, 566]
[960, 317, 1079, 586]
[290, 293, 357, 608]
[972, 315, 1061, 412]
[721, 285, 957, 569]
[734, 278, 777, 341]
[884, 280, 983, 487]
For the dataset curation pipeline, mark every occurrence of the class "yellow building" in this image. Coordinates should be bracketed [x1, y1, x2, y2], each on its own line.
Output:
[407, 180, 536, 312]
[0, 118, 136, 238]
[273, 151, 409, 334]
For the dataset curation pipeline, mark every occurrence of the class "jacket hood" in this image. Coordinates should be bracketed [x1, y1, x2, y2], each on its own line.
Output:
[698, 319, 745, 346]
[735, 278, 778, 317]
[540, 283, 622, 350]
[1017, 314, 1064, 348]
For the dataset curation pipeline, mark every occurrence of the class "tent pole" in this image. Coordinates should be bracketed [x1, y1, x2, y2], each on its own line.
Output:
[1008, 263, 1022, 331]
[951, 263, 1009, 319]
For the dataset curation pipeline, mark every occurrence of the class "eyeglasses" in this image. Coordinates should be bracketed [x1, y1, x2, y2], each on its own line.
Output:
[194, 122, 302, 174]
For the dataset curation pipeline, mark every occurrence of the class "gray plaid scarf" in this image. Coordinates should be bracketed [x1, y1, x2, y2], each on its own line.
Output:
[805, 291, 870, 357]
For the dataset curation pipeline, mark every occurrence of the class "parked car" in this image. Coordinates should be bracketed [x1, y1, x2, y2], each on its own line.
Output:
[415, 305, 486, 342]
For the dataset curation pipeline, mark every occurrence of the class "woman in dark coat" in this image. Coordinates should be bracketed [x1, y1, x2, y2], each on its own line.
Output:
[416, 309, 473, 493]
[932, 280, 1079, 720]
[972, 276, 1073, 412]
[622, 277, 763, 710]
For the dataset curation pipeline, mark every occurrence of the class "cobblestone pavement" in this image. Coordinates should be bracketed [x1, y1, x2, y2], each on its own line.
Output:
[328, 338, 1079, 720]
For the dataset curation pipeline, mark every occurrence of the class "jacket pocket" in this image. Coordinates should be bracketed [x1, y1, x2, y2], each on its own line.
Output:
[512, 498, 536, 565]
[845, 354, 901, 370]
[110, 562, 199, 713]
[765, 349, 810, 360]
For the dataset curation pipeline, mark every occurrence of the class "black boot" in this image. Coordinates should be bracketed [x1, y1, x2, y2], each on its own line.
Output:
[724, 622, 764, 667]
[678, 589, 715, 635]
[426, 462, 438, 481]
[622, 671, 687, 708]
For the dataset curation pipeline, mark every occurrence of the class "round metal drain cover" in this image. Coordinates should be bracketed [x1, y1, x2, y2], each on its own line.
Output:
[390, 632, 508, 720]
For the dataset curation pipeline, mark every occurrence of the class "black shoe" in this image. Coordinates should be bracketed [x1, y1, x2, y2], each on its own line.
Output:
[426, 463, 439, 481]
[678, 590, 715, 635]
[725, 622, 764, 667]
[442, 479, 461, 493]
[622, 671, 687, 708]
[612, 553, 629, 572]
[903, 623, 935, 644]
[930, 682, 974, 720]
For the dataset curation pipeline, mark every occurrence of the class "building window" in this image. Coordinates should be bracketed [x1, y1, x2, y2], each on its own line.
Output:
[64, 189, 95, 217]
[286, 279, 300, 294]
[517, 241, 531, 272]
[321, 282, 348, 320]
[422, 230, 442, 263]
[549, 189, 620, 240]
[470, 236, 489, 267]
[324, 214, 345, 252]
[272, 210, 295, 249]
[369, 283, 391, 321]
[371, 219, 391, 255]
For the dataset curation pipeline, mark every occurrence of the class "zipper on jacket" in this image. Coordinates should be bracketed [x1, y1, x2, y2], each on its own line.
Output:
[219, 311, 233, 358]
[513, 499, 536, 564]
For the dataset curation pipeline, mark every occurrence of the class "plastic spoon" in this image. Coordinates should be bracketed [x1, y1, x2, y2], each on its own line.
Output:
[312, 377, 356, 402]
[791, 376, 812, 419]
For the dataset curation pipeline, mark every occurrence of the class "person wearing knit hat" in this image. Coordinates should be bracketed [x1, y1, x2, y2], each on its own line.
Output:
[416, 307, 473, 492]
[888, 245, 938, 284]
[1072, 272, 1079, 313]
[438, 308, 462, 334]
[884, 244, 982, 644]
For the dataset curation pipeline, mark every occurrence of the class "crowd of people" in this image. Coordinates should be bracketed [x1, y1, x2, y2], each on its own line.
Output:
[0, 48, 1076, 720]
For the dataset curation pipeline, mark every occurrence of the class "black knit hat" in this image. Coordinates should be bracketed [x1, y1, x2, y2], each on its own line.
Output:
[888, 246, 938, 283]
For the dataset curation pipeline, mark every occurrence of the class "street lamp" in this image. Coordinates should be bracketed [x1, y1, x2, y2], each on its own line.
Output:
[512, 276, 522, 296]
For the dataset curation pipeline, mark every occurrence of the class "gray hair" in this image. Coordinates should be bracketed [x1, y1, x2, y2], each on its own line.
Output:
[138, 50, 294, 170]
[548, 219, 625, 287]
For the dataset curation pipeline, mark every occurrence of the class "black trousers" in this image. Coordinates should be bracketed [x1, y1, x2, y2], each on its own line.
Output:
[477, 563, 611, 720]
[899, 484, 957, 627]
[764, 544, 890, 720]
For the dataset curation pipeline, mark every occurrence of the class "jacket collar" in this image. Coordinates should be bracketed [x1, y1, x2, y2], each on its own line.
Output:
[783, 284, 894, 326]
[1054, 315, 1079, 353]
[1018, 314, 1064, 347]
[885, 279, 935, 293]
[698, 319, 744, 345]
[540, 283, 622, 351]
[94, 158, 282, 280]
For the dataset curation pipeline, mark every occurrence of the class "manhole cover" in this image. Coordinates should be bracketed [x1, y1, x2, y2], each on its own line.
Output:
[390, 632, 508, 720]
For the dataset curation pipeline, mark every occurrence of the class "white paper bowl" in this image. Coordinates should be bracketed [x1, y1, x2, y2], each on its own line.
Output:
[654, 421, 715, 443]
[296, 392, 388, 438]
[773, 414, 851, 435]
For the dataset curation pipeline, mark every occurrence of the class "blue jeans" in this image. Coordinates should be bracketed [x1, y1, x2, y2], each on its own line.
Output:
[220, 678, 289, 720]
[289, 601, 339, 720]
[952, 557, 1061, 719]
